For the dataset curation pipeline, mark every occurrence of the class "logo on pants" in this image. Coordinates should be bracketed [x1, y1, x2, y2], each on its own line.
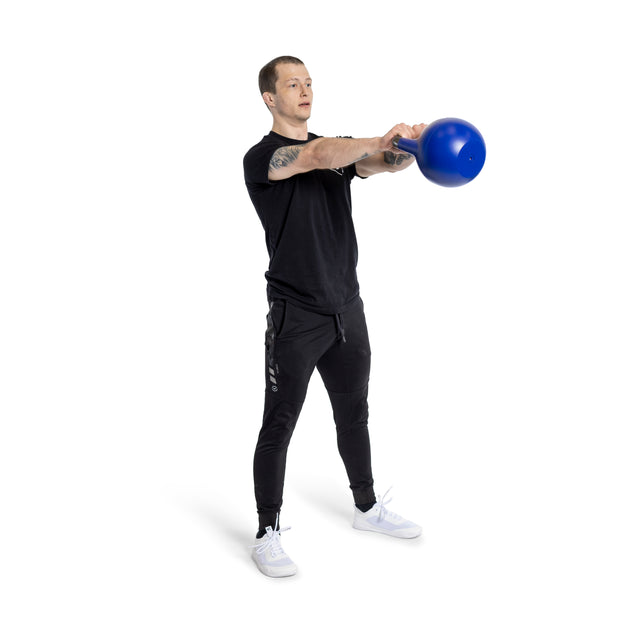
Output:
[269, 366, 278, 392]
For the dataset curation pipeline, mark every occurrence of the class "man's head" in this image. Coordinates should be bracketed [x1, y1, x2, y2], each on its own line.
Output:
[259, 56, 313, 123]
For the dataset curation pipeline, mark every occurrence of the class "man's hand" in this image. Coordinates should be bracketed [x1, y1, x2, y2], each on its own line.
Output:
[411, 123, 428, 138]
[379, 123, 417, 153]
[356, 122, 426, 176]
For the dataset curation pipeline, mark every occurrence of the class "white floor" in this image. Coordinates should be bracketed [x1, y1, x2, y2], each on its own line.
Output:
[3, 358, 638, 639]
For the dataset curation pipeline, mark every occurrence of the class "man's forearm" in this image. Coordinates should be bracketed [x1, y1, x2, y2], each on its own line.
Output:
[304, 136, 384, 170]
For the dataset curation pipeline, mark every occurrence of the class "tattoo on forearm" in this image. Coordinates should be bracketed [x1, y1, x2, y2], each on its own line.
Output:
[383, 151, 413, 166]
[270, 145, 304, 171]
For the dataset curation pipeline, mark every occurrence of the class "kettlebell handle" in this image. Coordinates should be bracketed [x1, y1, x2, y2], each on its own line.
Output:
[391, 135, 419, 156]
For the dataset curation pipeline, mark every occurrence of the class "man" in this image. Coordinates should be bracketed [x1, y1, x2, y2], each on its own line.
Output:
[243, 56, 424, 578]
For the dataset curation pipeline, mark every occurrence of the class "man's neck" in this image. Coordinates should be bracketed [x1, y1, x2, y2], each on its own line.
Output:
[271, 117, 309, 141]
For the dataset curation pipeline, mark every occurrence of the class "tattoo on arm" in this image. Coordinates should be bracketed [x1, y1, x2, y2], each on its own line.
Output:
[383, 151, 413, 166]
[270, 145, 304, 171]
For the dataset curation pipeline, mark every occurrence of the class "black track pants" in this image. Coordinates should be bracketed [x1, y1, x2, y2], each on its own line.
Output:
[253, 296, 376, 529]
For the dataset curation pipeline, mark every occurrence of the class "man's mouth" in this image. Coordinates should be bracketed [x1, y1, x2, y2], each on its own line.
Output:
[299, 102, 310, 107]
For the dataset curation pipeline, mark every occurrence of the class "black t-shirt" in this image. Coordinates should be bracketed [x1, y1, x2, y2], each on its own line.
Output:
[243, 131, 364, 314]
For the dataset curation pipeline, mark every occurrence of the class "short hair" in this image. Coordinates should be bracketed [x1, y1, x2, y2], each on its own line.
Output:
[258, 56, 305, 95]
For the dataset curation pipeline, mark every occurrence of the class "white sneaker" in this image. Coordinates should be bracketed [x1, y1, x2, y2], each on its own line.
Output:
[353, 489, 422, 538]
[250, 526, 297, 578]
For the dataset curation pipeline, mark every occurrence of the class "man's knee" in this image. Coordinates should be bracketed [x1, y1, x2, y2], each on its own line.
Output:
[327, 387, 369, 432]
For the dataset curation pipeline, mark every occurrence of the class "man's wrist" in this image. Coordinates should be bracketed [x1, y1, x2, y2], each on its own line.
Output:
[371, 137, 385, 155]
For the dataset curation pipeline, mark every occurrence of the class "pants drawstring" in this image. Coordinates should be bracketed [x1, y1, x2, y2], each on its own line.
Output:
[335, 313, 346, 343]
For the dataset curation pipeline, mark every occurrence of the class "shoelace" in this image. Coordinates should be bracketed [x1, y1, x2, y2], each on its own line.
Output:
[375, 487, 400, 522]
[250, 519, 291, 558]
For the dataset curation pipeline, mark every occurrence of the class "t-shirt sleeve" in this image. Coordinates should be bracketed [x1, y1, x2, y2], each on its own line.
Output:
[243, 140, 283, 190]
[344, 163, 358, 180]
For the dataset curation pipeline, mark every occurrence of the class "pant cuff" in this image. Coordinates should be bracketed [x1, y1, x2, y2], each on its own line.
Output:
[258, 510, 280, 531]
[352, 486, 376, 505]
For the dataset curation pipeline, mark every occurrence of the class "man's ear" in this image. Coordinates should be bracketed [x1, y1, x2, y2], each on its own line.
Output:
[262, 91, 275, 110]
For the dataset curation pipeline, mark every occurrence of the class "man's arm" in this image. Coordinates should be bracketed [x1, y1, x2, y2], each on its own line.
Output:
[268, 136, 384, 181]
[267, 123, 422, 182]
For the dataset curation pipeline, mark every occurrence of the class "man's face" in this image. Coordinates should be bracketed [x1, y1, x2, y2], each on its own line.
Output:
[267, 63, 313, 122]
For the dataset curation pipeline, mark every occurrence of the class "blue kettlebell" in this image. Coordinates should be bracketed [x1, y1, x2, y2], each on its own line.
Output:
[393, 118, 486, 187]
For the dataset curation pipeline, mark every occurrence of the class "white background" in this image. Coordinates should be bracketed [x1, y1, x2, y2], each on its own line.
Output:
[1, 0, 639, 638]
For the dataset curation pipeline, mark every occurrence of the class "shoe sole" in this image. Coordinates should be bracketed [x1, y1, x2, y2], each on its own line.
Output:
[353, 523, 422, 539]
